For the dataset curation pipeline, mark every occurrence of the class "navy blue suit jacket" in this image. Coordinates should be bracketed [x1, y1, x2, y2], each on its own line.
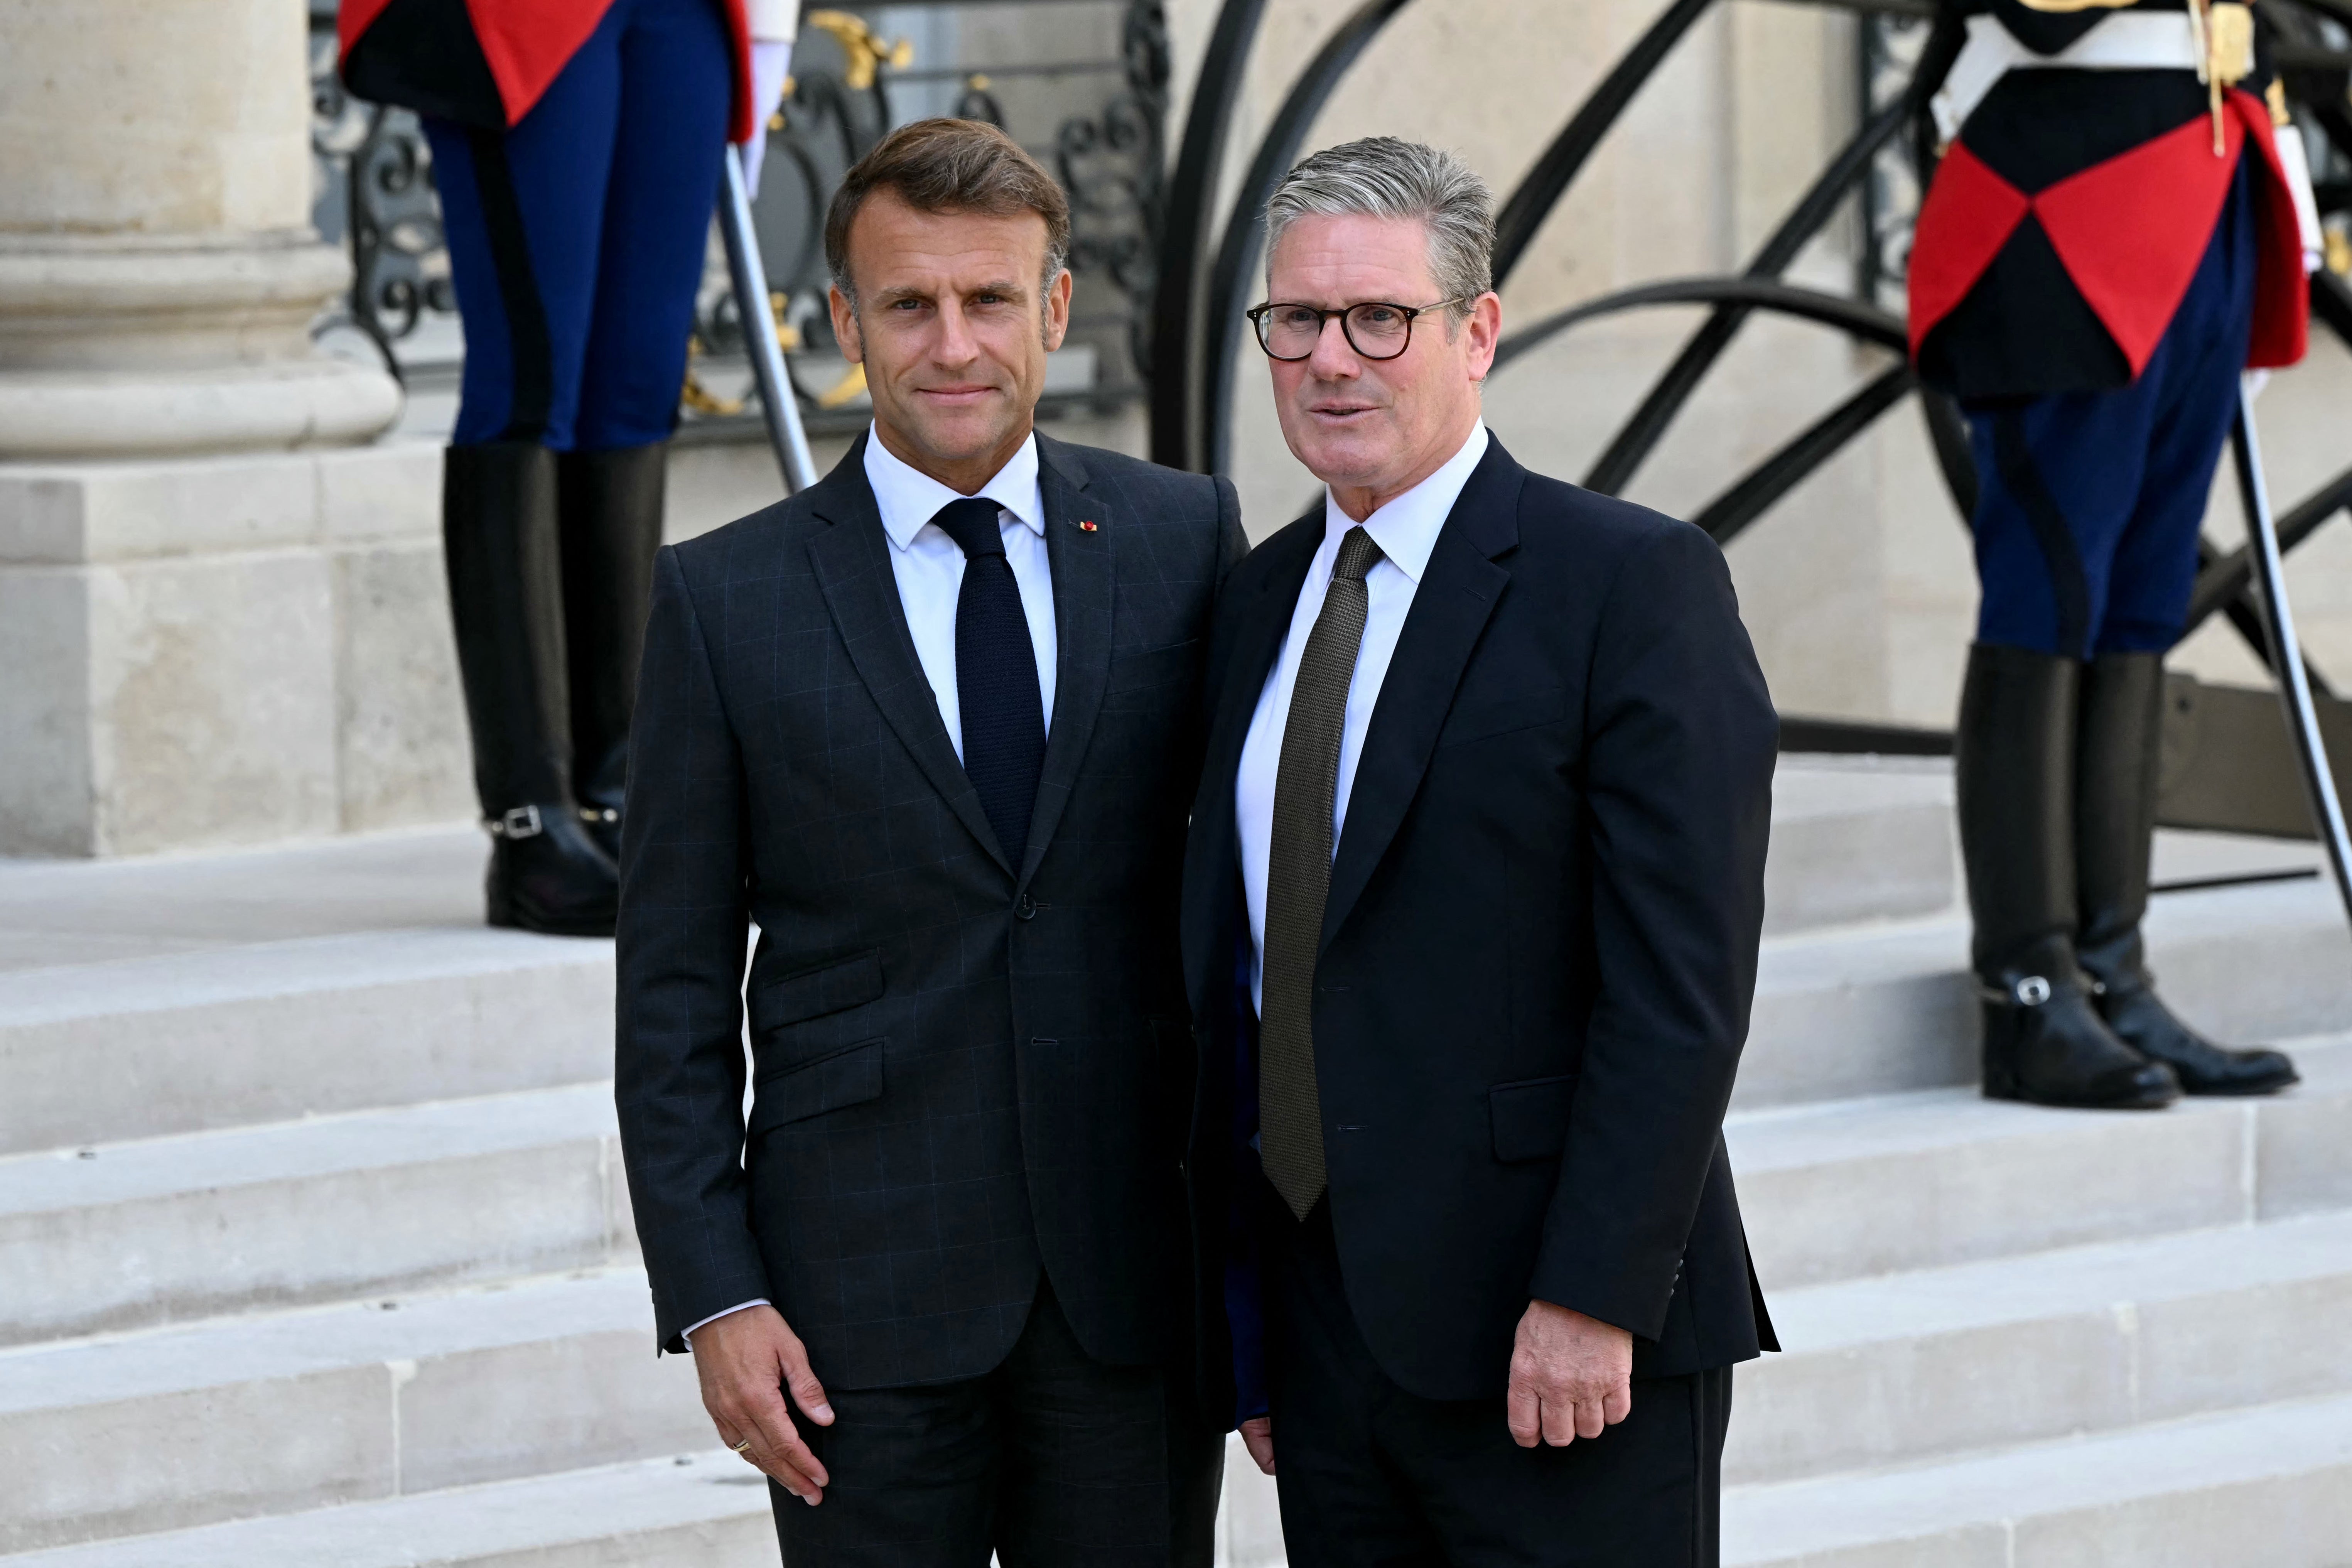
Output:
[1179, 437, 1780, 1419]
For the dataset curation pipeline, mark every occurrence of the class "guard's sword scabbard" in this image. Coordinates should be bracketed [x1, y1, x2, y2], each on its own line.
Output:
[718, 145, 820, 495]
[2233, 381, 2352, 930]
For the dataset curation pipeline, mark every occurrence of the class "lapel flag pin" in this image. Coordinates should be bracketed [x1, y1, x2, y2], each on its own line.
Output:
[1078, 519, 1099, 532]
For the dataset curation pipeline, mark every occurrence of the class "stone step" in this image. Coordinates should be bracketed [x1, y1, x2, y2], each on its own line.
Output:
[0, 1450, 776, 1568]
[0, 1083, 631, 1347]
[1761, 760, 1954, 937]
[1721, 1388, 2352, 1567]
[0, 1268, 705, 1554]
[0, 928, 612, 1157]
[1738, 874, 2352, 1109]
[2, 783, 2334, 1162]
[1727, 1036, 2352, 1290]
[1727, 1208, 2352, 1487]
[6, 1030, 2337, 1355]
[0, 1442, 1281, 1568]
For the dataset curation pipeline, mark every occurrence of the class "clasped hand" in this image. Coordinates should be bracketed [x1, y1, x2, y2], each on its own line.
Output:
[692, 1305, 837, 1504]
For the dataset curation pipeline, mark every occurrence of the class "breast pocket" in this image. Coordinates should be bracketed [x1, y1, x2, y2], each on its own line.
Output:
[1439, 684, 1567, 748]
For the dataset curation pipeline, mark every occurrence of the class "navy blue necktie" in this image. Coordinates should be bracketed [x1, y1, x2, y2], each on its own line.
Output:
[932, 496, 1046, 868]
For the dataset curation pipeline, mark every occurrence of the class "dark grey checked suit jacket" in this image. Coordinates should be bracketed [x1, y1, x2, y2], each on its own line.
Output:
[616, 430, 1245, 1390]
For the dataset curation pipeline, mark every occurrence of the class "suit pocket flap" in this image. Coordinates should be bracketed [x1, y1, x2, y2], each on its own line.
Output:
[1490, 1074, 1577, 1163]
[755, 949, 883, 1033]
[1441, 685, 1567, 747]
[749, 1039, 884, 1134]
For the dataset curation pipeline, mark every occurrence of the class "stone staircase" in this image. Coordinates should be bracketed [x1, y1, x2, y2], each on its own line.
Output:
[1, 761, 2348, 1566]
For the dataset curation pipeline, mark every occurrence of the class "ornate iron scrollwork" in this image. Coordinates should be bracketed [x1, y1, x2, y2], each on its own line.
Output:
[309, 5, 455, 381]
[1856, 11, 1931, 310]
[1060, 0, 1171, 382]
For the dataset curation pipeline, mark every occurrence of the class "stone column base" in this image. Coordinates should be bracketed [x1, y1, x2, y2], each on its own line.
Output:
[0, 442, 471, 857]
[0, 360, 405, 461]
[0, 233, 403, 460]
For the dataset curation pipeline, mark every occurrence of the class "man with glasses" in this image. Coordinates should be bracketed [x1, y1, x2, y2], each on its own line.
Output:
[1179, 137, 1779, 1565]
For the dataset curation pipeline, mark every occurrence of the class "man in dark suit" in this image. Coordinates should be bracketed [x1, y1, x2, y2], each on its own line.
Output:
[1181, 137, 1779, 1565]
[615, 117, 1241, 1565]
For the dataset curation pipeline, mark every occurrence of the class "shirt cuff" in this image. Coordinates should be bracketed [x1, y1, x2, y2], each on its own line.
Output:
[746, 0, 798, 41]
[681, 1299, 771, 1345]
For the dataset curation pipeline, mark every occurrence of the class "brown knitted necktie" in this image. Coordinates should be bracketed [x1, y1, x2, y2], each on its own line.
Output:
[1259, 525, 1384, 1220]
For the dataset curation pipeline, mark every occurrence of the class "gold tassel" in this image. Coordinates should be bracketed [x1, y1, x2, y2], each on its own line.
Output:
[2204, 2, 2255, 155]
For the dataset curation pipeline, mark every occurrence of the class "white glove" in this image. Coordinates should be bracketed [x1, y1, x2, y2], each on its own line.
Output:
[741, 39, 794, 198]
[2271, 118, 2325, 275]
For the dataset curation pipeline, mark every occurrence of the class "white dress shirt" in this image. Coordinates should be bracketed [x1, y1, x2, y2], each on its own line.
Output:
[866, 424, 1058, 761]
[1236, 422, 1490, 1015]
[682, 424, 1060, 1349]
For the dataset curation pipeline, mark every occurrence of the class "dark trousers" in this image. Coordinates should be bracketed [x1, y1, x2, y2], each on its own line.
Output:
[771, 1278, 1223, 1567]
[422, 0, 731, 450]
[1264, 1196, 1731, 1568]
[1965, 160, 2258, 660]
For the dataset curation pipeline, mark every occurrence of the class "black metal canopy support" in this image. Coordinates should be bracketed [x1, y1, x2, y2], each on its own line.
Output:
[1692, 364, 1917, 545]
[1199, 0, 1415, 476]
[1147, 0, 1267, 469]
[1582, 96, 1909, 497]
[1491, 0, 1718, 288]
[2173, 272, 2352, 678]
[1493, 279, 1936, 552]
[2189, 461, 2352, 633]
[1497, 275, 1910, 373]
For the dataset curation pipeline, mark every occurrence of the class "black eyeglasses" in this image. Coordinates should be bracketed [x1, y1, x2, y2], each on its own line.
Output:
[1245, 299, 1469, 362]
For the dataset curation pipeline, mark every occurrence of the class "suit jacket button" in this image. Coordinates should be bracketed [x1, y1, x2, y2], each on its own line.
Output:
[1014, 893, 1037, 921]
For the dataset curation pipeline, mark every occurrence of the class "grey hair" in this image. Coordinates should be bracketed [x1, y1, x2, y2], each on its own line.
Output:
[1263, 137, 1495, 321]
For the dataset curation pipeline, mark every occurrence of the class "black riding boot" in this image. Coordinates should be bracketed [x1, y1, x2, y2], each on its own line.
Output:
[1957, 643, 2179, 1109]
[443, 442, 619, 936]
[2074, 652, 2300, 1095]
[558, 442, 668, 862]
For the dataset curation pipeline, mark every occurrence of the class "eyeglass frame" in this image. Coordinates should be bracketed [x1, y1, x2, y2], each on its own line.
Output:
[1243, 297, 1473, 362]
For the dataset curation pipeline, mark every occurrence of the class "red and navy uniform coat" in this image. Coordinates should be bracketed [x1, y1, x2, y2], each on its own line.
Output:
[1908, 0, 2309, 401]
[338, 0, 763, 144]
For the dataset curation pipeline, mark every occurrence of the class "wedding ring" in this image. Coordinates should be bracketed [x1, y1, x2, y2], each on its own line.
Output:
[732, 1436, 754, 1453]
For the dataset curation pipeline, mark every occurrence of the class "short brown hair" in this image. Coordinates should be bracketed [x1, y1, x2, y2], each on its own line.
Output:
[824, 118, 1073, 304]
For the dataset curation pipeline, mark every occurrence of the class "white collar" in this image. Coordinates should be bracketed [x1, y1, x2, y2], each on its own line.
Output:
[1321, 422, 1490, 585]
[864, 424, 1046, 552]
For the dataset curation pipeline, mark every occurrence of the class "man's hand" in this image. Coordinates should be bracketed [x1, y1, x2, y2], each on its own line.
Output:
[1239, 1415, 1276, 1475]
[1506, 1300, 1632, 1448]
[692, 1305, 835, 1502]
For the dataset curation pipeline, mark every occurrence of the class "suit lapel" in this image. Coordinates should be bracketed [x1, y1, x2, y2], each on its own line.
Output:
[1319, 439, 1525, 950]
[1181, 514, 1323, 1023]
[804, 433, 1012, 876]
[1018, 434, 1114, 887]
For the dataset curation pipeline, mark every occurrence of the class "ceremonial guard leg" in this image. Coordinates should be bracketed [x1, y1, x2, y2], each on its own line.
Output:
[341, 0, 793, 933]
[2074, 650, 2298, 1093]
[1910, 0, 2317, 1105]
